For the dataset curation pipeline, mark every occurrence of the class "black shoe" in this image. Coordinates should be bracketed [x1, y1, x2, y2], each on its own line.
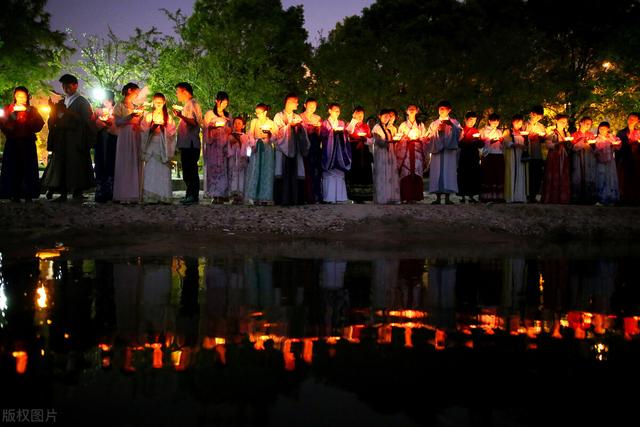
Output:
[45, 190, 54, 200]
[431, 200, 441, 205]
[181, 196, 197, 205]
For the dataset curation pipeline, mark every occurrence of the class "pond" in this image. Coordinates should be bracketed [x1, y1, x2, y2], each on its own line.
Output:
[1, 244, 638, 426]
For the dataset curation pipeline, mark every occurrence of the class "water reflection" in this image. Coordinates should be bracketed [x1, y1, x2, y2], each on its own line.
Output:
[1, 251, 640, 425]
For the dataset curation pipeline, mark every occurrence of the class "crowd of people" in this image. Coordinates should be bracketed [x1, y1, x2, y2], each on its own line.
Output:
[1, 73, 639, 207]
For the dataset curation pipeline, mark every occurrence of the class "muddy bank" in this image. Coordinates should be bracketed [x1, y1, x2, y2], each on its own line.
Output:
[1, 200, 639, 258]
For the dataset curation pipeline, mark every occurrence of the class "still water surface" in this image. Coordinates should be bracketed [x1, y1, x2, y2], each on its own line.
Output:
[1, 247, 639, 426]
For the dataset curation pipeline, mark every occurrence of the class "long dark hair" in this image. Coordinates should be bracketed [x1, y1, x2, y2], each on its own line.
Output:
[13, 86, 31, 106]
[215, 91, 230, 118]
[153, 92, 169, 126]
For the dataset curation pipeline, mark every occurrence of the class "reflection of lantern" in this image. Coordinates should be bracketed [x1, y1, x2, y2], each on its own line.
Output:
[151, 343, 163, 369]
[302, 339, 314, 364]
[12, 351, 28, 374]
[36, 285, 48, 309]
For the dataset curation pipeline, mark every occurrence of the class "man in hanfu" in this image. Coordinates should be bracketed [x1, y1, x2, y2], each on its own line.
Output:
[41, 74, 95, 202]
[425, 100, 462, 205]
[273, 93, 310, 206]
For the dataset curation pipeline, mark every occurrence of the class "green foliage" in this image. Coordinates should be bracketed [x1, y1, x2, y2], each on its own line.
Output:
[146, 0, 312, 115]
[312, 0, 640, 127]
[0, 0, 70, 101]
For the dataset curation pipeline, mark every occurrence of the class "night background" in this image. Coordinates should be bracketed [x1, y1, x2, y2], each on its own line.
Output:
[2, 1, 640, 427]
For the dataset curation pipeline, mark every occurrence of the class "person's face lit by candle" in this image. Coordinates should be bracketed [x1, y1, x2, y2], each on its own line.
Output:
[14, 90, 28, 106]
[216, 98, 228, 112]
[628, 114, 639, 131]
[305, 100, 317, 115]
[175, 87, 190, 103]
[598, 125, 610, 137]
[530, 111, 543, 124]
[328, 105, 340, 121]
[512, 119, 523, 131]
[556, 118, 568, 131]
[233, 118, 244, 133]
[126, 87, 140, 103]
[465, 117, 477, 128]
[579, 119, 592, 133]
[285, 97, 299, 113]
[406, 105, 418, 122]
[102, 99, 114, 110]
[489, 119, 499, 130]
[255, 107, 267, 120]
[352, 110, 364, 123]
[379, 112, 390, 126]
[389, 111, 397, 125]
[62, 82, 78, 97]
[153, 96, 165, 112]
[438, 106, 451, 120]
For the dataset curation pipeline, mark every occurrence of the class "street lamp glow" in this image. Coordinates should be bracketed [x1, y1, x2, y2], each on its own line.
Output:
[92, 87, 107, 102]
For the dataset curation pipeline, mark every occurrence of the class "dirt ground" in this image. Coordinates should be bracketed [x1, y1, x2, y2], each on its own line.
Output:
[1, 197, 639, 258]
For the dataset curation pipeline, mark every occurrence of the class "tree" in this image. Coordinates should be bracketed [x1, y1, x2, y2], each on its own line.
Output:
[0, 0, 70, 101]
[146, 0, 312, 114]
[67, 27, 169, 96]
[312, 0, 640, 127]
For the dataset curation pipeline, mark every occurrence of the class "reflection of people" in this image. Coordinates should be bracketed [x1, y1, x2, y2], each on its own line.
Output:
[0, 86, 44, 202]
[42, 74, 95, 201]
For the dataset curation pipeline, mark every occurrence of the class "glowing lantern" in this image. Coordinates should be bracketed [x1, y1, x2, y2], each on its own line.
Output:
[0, 109, 4, 118]
[408, 128, 419, 140]
[260, 124, 271, 132]
[215, 121, 226, 128]
[172, 105, 183, 112]
[39, 105, 51, 115]
[92, 87, 107, 102]
[13, 105, 26, 112]
[357, 131, 367, 137]
[393, 134, 402, 141]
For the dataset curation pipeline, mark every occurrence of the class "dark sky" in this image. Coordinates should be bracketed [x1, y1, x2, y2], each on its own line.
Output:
[46, 0, 374, 45]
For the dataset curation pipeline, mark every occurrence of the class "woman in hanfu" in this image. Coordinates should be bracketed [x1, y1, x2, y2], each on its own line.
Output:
[425, 100, 462, 205]
[113, 82, 144, 203]
[140, 93, 176, 204]
[345, 106, 374, 203]
[301, 97, 324, 203]
[0, 86, 45, 202]
[371, 109, 400, 204]
[320, 103, 352, 203]
[227, 116, 250, 204]
[245, 103, 276, 205]
[503, 114, 528, 203]
[203, 91, 231, 203]
[93, 90, 118, 203]
[542, 114, 571, 204]
[479, 113, 505, 202]
[593, 122, 622, 206]
[457, 111, 483, 203]
[396, 104, 428, 203]
[570, 116, 597, 204]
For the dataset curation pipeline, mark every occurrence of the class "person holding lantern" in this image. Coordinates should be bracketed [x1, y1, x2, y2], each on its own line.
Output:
[245, 103, 276, 205]
[93, 89, 118, 203]
[0, 86, 45, 202]
[202, 91, 231, 203]
[523, 105, 547, 203]
[41, 74, 95, 202]
[140, 93, 176, 204]
[112, 82, 144, 203]
[173, 82, 203, 206]
[457, 111, 483, 203]
[396, 104, 428, 203]
[616, 112, 640, 205]
[503, 114, 529, 203]
[542, 114, 571, 204]
[593, 122, 622, 206]
[480, 113, 505, 202]
[345, 106, 374, 203]
[320, 103, 351, 203]
[570, 116, 597, 204]
[300, 97, 324, 203]
[273, 93, 310, 206]
[371, 109, 400, 204]
[426, 100, 462, 205]
[227, 116, 250, 204]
